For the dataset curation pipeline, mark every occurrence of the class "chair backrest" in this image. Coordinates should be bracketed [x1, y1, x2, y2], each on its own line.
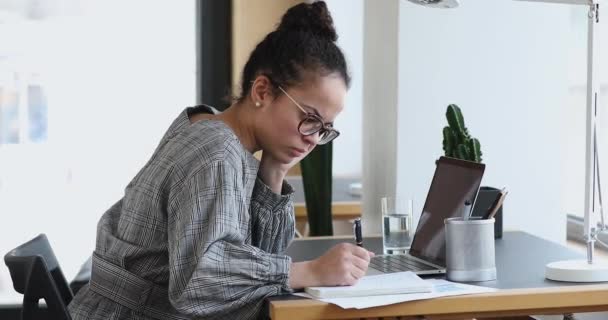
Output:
[4, 234, 73, 320]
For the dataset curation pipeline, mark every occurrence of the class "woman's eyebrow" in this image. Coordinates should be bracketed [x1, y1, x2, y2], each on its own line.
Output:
[300, 103, 321, 117]
[301, 103, 334, 125]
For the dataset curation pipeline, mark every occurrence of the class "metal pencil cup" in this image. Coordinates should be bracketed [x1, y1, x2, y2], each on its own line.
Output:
[445, 217, 497, 282]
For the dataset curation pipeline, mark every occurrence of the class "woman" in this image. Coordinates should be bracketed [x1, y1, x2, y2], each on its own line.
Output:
[68, 1, 373, 319]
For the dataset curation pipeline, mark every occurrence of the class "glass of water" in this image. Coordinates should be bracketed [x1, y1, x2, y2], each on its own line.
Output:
[381, 196, 413, 255]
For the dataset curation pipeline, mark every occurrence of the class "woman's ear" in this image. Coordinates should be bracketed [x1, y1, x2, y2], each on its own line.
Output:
[249, 75, 275, 108]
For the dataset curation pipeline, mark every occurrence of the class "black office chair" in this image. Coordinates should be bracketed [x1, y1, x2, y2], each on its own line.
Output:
[69, 256, 91, 296]
[4, 234, 73, 320]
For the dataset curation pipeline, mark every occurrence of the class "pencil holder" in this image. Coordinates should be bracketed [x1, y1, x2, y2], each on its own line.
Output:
[444, 217, 496, 282]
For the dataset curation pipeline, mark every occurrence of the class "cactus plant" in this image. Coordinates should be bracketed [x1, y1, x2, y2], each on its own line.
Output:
[442, 104, 482, 163]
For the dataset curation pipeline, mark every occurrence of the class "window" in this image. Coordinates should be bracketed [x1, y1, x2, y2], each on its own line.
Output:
[0, 75, 48, 144]
[0, 0, 195, 288]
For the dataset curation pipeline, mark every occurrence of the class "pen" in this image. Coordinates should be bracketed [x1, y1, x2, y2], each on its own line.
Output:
[353, 218, 363, 247]
[462, 200, 472, 221]
[487, 191, 508, 219]
[482, 191, 503, 220]
[483, 189, 508, 219]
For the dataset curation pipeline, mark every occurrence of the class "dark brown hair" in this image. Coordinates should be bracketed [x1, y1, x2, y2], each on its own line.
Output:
[237, 1, 350, 101]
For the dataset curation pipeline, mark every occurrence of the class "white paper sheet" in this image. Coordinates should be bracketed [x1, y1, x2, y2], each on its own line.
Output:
[294, 279, 497, 309]
[305, 271, 432, 298]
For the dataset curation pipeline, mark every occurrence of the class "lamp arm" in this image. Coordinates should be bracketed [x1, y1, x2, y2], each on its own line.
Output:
[583, 2, 601, 264]
[594, 126, 604, 229]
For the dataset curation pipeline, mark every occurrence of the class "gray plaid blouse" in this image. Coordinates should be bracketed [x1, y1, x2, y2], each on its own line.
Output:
[68, 105, 295, 320]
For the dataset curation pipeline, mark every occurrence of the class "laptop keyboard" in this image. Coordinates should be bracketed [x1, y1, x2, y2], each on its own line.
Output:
[370, 255, 437, 273]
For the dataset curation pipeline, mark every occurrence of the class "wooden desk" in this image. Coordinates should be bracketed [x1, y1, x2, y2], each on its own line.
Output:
[287, 177, 362, 222]
[269, 232, 608, 320]
[294, 202, 361, 222]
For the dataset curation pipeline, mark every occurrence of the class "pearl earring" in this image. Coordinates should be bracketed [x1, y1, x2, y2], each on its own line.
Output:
[255, 102, 261, 107]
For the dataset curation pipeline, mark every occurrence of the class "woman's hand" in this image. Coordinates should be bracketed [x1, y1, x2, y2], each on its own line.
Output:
[311, 243, 375, 286]
[289, 243, 375, 289]
[258, 150, 305, 194]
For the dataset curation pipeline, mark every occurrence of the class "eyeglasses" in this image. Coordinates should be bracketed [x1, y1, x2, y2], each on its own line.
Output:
[278, 86, 340, 145]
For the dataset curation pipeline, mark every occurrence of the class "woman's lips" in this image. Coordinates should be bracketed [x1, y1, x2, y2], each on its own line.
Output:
[289, 147, 306, 157]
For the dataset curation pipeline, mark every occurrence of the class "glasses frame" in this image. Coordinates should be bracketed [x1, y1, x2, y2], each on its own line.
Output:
[277, 86, 340, 145]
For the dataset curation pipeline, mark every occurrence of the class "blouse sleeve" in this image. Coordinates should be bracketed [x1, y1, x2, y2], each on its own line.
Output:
[249, 177, 295, 254]
[166, 161, 292, 320]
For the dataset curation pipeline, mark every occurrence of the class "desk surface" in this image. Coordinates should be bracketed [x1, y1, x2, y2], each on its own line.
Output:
[269, 231, 608, 320]
[286, 231, 586, 290]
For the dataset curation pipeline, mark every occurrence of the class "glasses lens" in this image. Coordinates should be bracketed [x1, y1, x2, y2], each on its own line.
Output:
[317, 129, 339, 145]
[299, 116, 323, 135]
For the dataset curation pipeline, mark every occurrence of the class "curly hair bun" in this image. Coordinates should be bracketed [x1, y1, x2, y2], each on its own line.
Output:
[237, 0, 349, 101]
[276, 1, 338, 42]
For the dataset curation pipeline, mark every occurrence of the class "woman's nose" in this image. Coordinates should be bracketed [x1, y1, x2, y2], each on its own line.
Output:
[302, 132, 320, 147]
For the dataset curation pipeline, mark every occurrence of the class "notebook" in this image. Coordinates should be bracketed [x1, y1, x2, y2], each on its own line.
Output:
[304, 271, 432, 299]
[368, 156, 486, 275]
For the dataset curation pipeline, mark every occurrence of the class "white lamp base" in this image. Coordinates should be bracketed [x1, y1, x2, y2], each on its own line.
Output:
[546, 260, 608, 282]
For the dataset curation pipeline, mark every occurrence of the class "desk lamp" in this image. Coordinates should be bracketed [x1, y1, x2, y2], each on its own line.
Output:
[515, 0, 608, 282]
[407, 0, 460, 8]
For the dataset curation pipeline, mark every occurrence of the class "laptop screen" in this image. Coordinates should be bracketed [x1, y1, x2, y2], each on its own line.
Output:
[408, 157, 485, 267]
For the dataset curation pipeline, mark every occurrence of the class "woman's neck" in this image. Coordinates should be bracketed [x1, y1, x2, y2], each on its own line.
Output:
[217, 102, 259, 153]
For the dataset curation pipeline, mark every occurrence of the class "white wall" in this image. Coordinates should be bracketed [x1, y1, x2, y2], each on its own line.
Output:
[396, 0, 570, 242]
[329, 0, 578, 243]
[326, 0, 364, 178]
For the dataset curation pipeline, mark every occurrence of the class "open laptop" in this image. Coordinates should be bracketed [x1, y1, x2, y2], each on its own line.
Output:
[367, 156, 486, 275]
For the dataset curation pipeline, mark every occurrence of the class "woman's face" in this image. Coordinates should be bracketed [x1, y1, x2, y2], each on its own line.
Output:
[256, 74, 347, 165]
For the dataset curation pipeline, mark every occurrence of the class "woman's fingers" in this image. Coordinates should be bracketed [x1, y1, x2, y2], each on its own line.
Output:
[350, 254, 370, 274]
[351, 246, 373, 262]
[312, 242, 376, 286]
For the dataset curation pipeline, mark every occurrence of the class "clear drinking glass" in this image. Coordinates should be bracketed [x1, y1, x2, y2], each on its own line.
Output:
[381, 196, 413, 255]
